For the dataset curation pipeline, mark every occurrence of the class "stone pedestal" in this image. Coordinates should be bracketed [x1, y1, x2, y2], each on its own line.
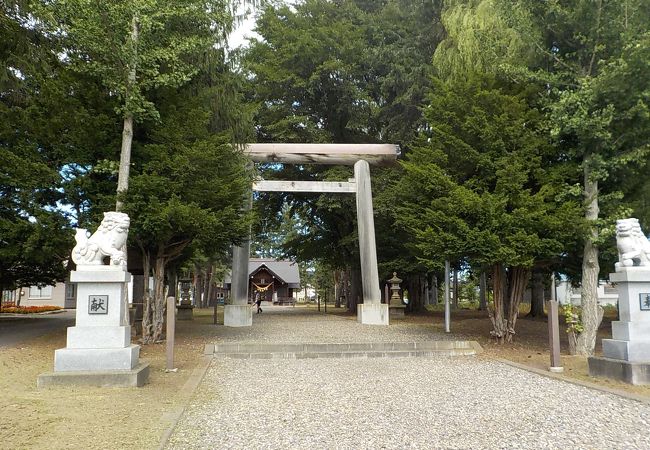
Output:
[589, 269, 650, 385]
[38, 267, 149, 387]
[224, 304, 253, 327]
[357, 303, 389, 325]
[389, 305, 406, 319]
[177, 303, 194, 321]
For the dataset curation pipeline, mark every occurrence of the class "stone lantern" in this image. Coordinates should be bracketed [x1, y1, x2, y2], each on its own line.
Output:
[177, 277, 194, 320]
[388, 272, 405, 318]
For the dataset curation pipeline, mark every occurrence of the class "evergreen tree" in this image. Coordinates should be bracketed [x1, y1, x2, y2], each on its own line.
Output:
[244, 0, 445, 309]
[395, 76, 581, 342]
[123, 53, 253, 343]
[429, 0, 650, 352]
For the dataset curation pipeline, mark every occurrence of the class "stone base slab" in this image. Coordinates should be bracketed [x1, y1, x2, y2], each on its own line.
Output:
[67, 326, 130, 349]
[224, 304, 252, 327]
[206, 341, 483, 357]
[602, 339, 650, 362]
[55, 344, 140, 371]
[38, 362, 150, 388]
[588, 356, 650, 385]
[177, 305, 194, 321]
[357, 303, 389, 325]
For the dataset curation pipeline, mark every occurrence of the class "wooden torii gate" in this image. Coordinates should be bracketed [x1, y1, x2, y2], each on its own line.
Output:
[224, 143, 399, 327]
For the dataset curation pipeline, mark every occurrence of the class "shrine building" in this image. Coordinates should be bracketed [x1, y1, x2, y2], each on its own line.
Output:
[226, 259, 301, 305]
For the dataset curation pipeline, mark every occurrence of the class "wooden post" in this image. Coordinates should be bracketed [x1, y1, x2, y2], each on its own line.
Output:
[547, 274, 563, 372]
[213, 299, 218, 325]
[166, 296, 175, 371]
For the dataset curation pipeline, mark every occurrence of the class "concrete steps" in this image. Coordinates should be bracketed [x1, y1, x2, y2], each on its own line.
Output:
[204, 341, 482, 359]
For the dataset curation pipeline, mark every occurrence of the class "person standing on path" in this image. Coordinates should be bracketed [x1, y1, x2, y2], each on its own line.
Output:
[255, 293, 262, 314]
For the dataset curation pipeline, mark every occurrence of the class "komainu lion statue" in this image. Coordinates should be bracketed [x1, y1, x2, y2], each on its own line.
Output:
[72, 212, 130, 267]
[615, 218, 650, 270]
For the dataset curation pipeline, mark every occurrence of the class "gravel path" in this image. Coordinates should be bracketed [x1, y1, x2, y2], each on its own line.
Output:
[166, 308, 650, 449]
[210, 306, 462, 343]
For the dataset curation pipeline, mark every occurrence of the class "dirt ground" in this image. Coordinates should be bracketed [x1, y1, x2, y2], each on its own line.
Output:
[1, 306, 649, 450]
[0, 310, 219, 450]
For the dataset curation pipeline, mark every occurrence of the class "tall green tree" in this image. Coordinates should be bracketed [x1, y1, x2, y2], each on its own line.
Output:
[543, 3, 650, 355]
[1, 1, 97, 296]
[465, 0, 650, 353]
[395, 76, 581, 342]
[123, 58, 253, 342]
[430, 0, 650, 353]
[50, 0, 239, 209]
[244, 0, 445, 309]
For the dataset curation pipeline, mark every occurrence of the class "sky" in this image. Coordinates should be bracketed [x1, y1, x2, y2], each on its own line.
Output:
[228, 14, 259, 49]
[228, 1, 298, 49]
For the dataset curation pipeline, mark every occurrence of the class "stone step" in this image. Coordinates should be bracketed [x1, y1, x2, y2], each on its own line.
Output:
[204, 341, 482, 359]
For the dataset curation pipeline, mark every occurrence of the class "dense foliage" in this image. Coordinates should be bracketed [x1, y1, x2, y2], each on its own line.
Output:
[2, 0, 649, 351]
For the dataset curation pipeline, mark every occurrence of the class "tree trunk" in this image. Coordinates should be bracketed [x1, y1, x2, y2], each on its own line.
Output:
[333, 271, 340, 307]
[431, 274, 439, 304]
[568, 330, 578, 355]
[150, 255, 167, 343]
[405, 277, 415, 312]
[488, 263, 508, 344]
[452, 267, 459, 308]
[479, 270, 487, 311]
[193, 263, 203, 308]
[505, 266, 531, 343]
[141, 251, 153, 343]
[420, 275, 427, 310]
[115, 116, 133, 212]
[343, 268, 351, 308]
[205, 264, 213, 307]
[349, 266, 362, 312]
[528, 268, 545, 318]
[423, 277, 429, 305]
[408, 276, 422, 313]
[115, 16, 139, 212]
[577, 159, 604, 356]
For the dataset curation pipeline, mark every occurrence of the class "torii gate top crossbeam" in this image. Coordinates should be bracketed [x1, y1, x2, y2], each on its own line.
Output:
[244, 143, 399, 165]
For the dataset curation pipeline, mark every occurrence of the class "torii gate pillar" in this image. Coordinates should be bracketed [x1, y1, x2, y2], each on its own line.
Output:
[224, 195, 253, 327]
[355, 160, 388, 325]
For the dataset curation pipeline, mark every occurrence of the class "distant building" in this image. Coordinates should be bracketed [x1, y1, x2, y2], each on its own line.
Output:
[295, 285, 316, 303]
[522, 280, 618, 307]
[225, 258, 301, 305]
[2, 281, 77, 309]
[556, 280, 618, 306]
